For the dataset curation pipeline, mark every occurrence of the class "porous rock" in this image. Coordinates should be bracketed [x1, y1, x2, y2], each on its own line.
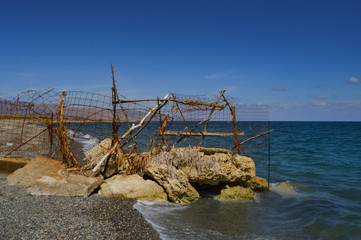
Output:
[145, 164, 199, 204]
[271, 182, 296, 193]
[7, 156, 103, 197]
[98, 174, 167, 202]
[218, 185, 255, 201]
[247, 176, 269, 192]
[148, 147, 256, 186]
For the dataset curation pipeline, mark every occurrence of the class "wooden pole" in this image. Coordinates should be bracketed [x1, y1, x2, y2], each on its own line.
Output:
[239, 129, 273, 145]
[92, 94, 169, 173]
[164, 130, 244, 137]
[221, 94, 244, 155]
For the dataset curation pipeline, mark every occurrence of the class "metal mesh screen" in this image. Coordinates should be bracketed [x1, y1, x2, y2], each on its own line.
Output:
[0, 88, 270, 178]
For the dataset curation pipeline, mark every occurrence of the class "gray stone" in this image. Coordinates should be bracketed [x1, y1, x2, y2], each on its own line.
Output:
[7, 156, 103, 197]
[145, 164, 199, 204]
[247, 176, 269, 192]
[148, 147, 256, 186]
[218, 185, 255, 201]
[98, 174, 167, 202]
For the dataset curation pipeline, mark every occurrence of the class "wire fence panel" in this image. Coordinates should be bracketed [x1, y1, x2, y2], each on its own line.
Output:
[0, 88, 270, 179]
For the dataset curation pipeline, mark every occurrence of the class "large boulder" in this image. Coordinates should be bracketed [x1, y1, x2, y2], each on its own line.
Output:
[270, 182, 301, 198]
[98, 174, 167, 202]
[247, 176, 269, 192]
[232, 155, 256, 182]
[147, 147, 256, 186]
[7, 156, 103, 197]
[218, 185, 255, 201]
[145, 165, 199, 204]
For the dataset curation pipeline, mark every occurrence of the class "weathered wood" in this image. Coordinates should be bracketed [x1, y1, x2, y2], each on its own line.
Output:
[221, 93, 243, 155]
[164, 130, 244, 137]
[117, 98, 226, 109]
[56, 90, 79, 167]
[183, 99, 226, 109]
[239, 129, 273, 145]
[92, 94, 169, 173]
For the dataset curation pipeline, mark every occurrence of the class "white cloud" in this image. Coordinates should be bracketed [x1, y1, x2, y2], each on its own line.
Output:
[205, 70, 235, 79]
[348, 77, 359, 84]
[311, 100, 327, 106]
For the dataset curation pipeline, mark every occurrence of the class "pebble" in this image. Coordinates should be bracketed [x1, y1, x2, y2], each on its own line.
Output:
[0, 176, 160, 240]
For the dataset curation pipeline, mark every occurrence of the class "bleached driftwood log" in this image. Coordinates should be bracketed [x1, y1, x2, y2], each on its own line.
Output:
[92, 94, 169, 173]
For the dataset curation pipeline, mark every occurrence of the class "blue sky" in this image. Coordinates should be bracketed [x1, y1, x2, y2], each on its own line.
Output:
[1, 0, 361, 121]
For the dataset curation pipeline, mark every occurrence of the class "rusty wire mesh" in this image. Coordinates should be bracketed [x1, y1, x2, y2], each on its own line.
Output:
[0, 88, 270, 176]
[0, 89, 60, 160]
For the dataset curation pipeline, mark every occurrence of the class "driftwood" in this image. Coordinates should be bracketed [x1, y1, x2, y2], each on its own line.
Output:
[239, 129, 273, 145]
[183, 99, 226, 109]
[117, 98, 226, 109]
[92, 94, 169, 173]
[164, 130, 244, 137]
[56, 91, 79, 167]
[221, 92, 243, 155]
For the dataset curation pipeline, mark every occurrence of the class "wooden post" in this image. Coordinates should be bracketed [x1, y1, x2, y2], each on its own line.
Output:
[92, 94, 169, 173]
[111, 63, 119, 144]
[56, 90, 79, 167]
[221, 94, 245, 155]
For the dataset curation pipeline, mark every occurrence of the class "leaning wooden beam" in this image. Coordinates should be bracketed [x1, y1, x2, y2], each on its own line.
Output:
[221, 94, 244, 155]
[92, 94, 169, 173]
[116, 99, 226, 109]
[183, 99, 226, 109]
[239, 129, 273, 145]
[164, 130, 244, 137]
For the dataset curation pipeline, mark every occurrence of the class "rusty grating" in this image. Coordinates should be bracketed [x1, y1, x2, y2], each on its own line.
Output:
[0, 87, 270, 178]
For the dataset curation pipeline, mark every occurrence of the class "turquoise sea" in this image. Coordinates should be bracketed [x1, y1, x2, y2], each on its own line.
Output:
[132, 121, 361, 240]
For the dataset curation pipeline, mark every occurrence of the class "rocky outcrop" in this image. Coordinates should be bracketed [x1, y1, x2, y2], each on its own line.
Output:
[99, 174, 167, 202]
[83, 138, 112, 168]
[270, 182, 301, 198]
[275, 182, 295, 192]
[7, 156, 103, 197]
[232, 155, 256, 182]
[218, 185, 255, 201]
[147, 147, 256, 186]
[247, 176, 269, 192]
[145, 165, 199, 204]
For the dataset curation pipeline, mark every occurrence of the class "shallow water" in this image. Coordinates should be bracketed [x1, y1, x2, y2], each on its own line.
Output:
[61, 121, 361, 239]
[134, 122, 361, 240]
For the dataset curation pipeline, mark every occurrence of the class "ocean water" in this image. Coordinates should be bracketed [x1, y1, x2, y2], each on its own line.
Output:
[133, 122, 361, 240]
[66, 121, 361, 239]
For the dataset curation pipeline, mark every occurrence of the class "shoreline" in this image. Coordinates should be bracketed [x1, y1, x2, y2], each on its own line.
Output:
[0, 177, 161, 240]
